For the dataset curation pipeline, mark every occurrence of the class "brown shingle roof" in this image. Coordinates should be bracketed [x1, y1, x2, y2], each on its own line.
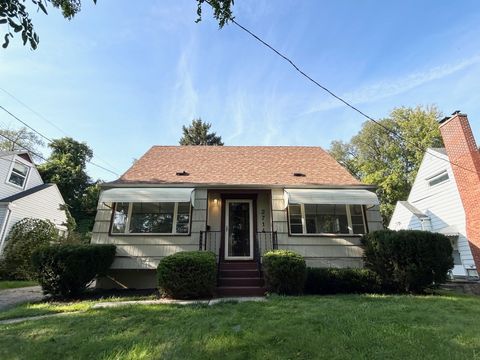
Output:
[112, 146, 362, 186]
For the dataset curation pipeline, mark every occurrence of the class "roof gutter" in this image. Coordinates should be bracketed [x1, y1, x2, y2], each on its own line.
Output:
[100, 183, 377, 190]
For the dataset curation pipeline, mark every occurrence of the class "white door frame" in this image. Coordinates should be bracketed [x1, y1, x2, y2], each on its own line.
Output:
[224, 199, 254, 260]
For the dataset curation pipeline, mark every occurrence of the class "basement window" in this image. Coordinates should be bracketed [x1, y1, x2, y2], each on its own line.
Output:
[427, 171, 449, 187]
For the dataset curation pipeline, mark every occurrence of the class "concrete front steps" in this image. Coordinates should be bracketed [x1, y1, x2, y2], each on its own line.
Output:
[217, 261, 266, 297]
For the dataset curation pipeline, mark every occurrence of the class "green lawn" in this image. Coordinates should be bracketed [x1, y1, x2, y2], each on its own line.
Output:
[0, 280, 37, 290]
[1, 293, 480, 359]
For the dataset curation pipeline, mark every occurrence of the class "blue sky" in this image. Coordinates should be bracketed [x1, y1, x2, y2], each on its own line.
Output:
[1, 0, 480, 181]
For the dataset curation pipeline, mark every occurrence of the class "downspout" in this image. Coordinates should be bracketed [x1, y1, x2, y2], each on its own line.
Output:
[0, 203, 13, 255]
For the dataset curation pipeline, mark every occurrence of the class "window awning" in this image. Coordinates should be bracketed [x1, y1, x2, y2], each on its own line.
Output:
[100, 188, 195, 206]
[284, 188, 379, 206]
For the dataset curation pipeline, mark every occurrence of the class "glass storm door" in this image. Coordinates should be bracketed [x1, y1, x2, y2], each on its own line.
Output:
[225, 199, 254, 260]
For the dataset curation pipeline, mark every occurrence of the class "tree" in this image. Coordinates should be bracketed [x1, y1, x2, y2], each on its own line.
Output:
[37, 137, 98, 236]
[2, 0, 234, 50]
[0, 218, 59, 280]
[0, 126, 44, 160]
[179, 118, 224, 145]
[329, 105, 443, 224]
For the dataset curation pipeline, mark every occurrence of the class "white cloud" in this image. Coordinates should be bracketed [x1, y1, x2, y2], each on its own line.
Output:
[304, 54, 480, 115]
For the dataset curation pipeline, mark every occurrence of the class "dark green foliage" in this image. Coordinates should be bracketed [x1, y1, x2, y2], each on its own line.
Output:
[304, 268, 381, 295]
[263, 250, 306, 295]
[362, 230, 454, 293]
[31, 244, 116, 298]
[179, 118, 224, 146]
[157, 251, 217, 299]
[196, 0, 235, 28]
[1, 0, 97, 49]
[38, 137, 101, 236]
[0, 218, 59, 280]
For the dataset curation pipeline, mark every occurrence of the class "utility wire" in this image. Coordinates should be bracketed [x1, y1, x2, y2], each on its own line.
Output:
[0, 87, 121, 172]
[229, 17, 480, 176]
[0, 105, 120, 176]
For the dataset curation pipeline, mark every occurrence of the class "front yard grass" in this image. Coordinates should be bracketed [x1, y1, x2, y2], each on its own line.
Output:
[0, 280, 37, 290]
[1, 293, 480, 359]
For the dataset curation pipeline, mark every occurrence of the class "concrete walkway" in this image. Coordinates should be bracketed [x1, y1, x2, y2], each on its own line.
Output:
[0, 286, 44, 310]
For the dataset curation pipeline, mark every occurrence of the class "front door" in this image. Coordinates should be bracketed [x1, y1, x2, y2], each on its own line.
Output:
[224, 199, 254, 260]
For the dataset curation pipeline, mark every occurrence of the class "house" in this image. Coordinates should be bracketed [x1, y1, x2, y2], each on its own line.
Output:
[389, 112, 480, 279]
[0, 150, 68, 254]
[92, 146, 382, 295]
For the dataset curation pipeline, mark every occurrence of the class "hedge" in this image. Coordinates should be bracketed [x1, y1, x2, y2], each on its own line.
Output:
[157, 251, 217, 299]
[263, 250, 306, 295]
[362, 229, 453, 293]
[304, 268, 381, 295]
[31, 244, 116, 298]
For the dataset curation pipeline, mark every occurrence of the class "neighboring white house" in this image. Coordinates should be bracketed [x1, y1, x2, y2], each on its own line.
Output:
[0, 150, 68, 254]
[389, 147, 477, 278]
[91, 146, 383, 293]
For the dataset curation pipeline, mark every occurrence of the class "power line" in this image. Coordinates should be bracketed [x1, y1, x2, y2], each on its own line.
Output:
[0, 87, 121, 172]
[0, 105, 120, 176]
[229, 17, 480, 176]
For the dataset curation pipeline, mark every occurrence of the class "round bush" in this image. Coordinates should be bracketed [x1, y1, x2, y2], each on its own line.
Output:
[361, 229, 454, 293]
[263, 250, 306, 295]
[31, 244, 116, 298]
[157, 251, 216, 299]
[0, 218, 59, 280]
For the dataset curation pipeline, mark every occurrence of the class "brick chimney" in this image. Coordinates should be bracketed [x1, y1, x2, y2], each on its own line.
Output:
[439, 112, 480, 271]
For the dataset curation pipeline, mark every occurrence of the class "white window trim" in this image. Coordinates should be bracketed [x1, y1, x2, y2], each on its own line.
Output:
[112, 202, 191, 235]
[288, 204, 367, 236]
[5, 159, 30, 189]
[426, 170, 449, 187]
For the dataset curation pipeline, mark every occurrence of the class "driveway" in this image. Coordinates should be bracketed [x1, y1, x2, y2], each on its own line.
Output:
[0, 286, 44, 310]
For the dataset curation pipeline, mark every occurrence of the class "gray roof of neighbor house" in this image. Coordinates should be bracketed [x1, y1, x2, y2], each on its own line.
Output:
[399, 201, 429, 219]
[110, 146, 366, 187]
[0, 184, 54, 203]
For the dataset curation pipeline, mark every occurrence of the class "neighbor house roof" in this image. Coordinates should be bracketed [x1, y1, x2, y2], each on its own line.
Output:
[0, 184, 53, 203]
[398, 201, 429, 219]
[111, 146, 363, 187]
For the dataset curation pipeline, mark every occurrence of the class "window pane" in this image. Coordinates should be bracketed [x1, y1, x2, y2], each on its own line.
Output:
[129, 202, 174, 233]
[13, 162, 29, 176]
[350, 205, 366, 234]
[176, 202, 190, 233]
[112, 202, 129, 233]
[304, 204, 348, 234]
[8, 172, 26, 187]
[289, 205, 303, 234]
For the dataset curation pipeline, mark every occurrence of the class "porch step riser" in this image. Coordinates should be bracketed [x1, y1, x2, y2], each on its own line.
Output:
[219, 270, 261, 278]
[218, 278, 264, 287]
[217, 287, 266, 297]
[219, 263, 258, 270]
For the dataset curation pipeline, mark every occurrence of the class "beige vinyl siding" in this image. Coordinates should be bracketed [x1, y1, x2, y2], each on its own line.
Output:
[271, 188, 381, 268]
[91, 188, 208, 270]
[0, 154, 43, 200]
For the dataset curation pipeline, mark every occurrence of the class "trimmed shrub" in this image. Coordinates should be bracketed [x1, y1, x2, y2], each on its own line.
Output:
[157, 251, 216, 299]
[304, 268, 381, 295]
[362, 229, 454, 293]
[263, 250, 306, 295]
[31, 244, 116, 298]
[0, 218, 59, 280]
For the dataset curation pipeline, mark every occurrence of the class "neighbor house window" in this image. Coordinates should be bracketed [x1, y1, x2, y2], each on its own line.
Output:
[7, 161, 29, 188]
[288, 204, 366, 235]
[111, 202, 191, 234]
[427, 170, 449, 187]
